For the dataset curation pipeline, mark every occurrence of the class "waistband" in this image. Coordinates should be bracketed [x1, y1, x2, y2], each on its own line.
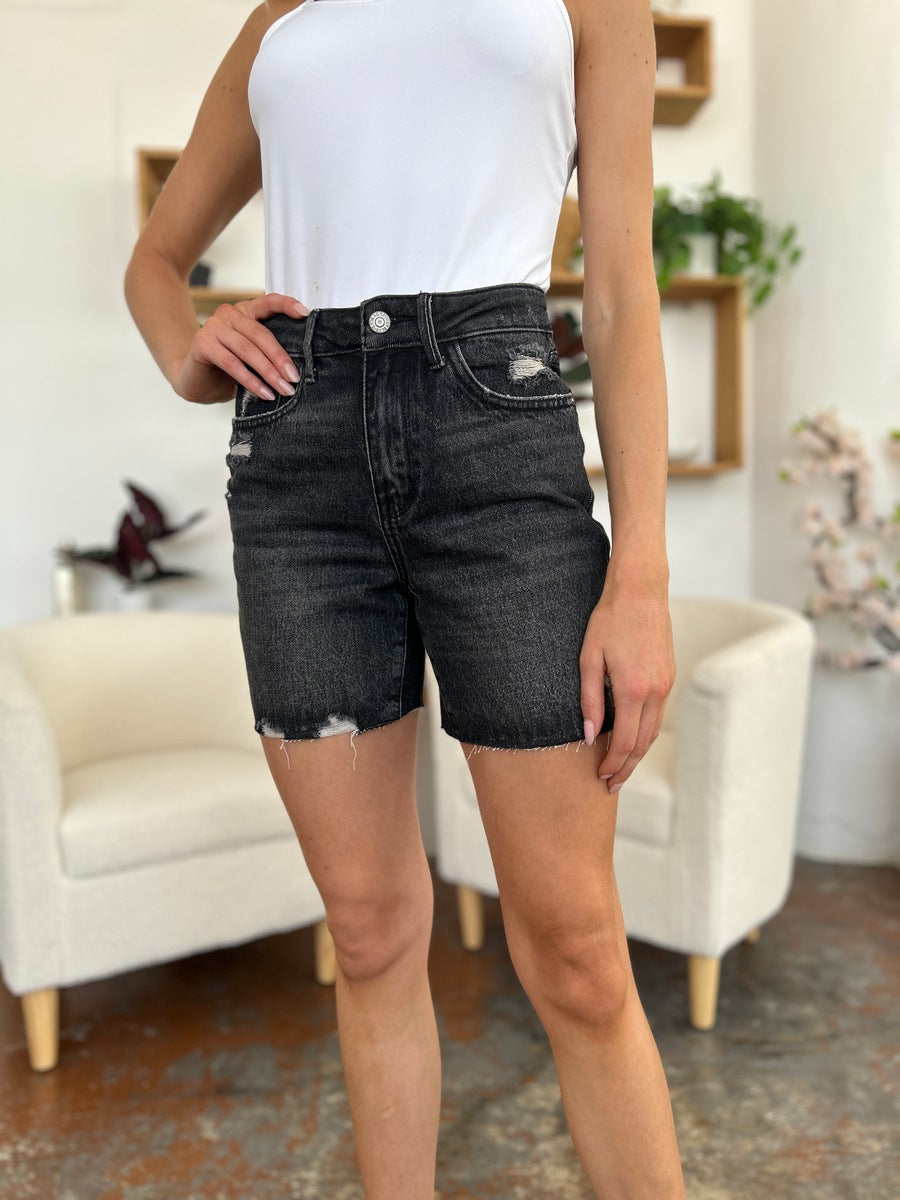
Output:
[257, 281, 554, 381]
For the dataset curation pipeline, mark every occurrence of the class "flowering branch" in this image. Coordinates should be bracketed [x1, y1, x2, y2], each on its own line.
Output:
[778, 409, 900, 672]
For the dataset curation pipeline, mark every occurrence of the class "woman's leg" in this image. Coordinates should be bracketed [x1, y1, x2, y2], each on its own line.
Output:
[261, 709, 439, 1200]
[461, 734, 686, 1200]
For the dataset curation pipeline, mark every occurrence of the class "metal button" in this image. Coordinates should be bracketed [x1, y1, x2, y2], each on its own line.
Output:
[368, 310, 391, 333]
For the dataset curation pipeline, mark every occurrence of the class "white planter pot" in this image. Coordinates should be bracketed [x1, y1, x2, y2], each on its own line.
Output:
[51, 559, 82, 616]
[683, 232, 718, 277]
[115, 582, 156, 611]
[796, 662, 900, 865]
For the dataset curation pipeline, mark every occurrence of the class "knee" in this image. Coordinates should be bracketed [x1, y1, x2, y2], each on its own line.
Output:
[508, 915, 631, 1029]
[326, 886, 433, 983]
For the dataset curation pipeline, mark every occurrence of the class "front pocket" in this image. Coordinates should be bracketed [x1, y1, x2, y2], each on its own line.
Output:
[447, 329, 575, 411]
[232, 371, 304, 428]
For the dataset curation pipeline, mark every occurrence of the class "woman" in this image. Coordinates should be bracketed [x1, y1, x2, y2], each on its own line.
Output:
[124, 0, 683, 1195]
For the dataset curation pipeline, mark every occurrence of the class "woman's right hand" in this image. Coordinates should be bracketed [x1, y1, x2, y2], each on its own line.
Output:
[172, 292, 310, 407]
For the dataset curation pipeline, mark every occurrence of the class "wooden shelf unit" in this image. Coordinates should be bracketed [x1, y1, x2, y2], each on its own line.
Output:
[136, 148, 179, 230]
[579, 457, 742, 480]
[549, 201, 745, 477]
[136, 148, 260, 315]
[188, 287, 261, 317]
[652, 12, 712, 125]
[659, 274, 745, 473]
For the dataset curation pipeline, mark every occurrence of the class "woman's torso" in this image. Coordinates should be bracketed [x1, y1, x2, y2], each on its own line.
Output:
[249, 0, 577, 308]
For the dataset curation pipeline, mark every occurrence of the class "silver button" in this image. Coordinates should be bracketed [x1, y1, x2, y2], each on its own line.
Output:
[368, 310, 391, 333]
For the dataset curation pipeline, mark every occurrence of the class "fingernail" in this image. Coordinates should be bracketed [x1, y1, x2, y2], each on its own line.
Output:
[583, 719, 595, 747]
[275, 377, 295, 395]
[284, 360, 301, 383]
[260, 386, 276, 401]
[609, 782, 623, 794]
[599, 773, 612, 780]
[293, 301, 307, 316]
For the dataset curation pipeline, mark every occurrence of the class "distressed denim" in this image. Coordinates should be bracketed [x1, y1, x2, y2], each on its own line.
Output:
[225, 281, 613, 752]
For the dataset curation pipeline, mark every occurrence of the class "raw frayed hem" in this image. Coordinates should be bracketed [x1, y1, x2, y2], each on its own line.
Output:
[460, 737, 588, 762]
[255, 706, 424, 771]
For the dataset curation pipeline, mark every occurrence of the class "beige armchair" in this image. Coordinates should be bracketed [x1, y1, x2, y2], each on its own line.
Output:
[424, 595, 815, 1030]
[0, 611, 335, 1072]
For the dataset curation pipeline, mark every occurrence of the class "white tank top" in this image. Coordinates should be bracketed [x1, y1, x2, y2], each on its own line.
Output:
[248, 0, 576, 308]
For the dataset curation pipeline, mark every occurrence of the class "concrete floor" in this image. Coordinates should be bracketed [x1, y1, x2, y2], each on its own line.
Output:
[1, 856, 897, 1199]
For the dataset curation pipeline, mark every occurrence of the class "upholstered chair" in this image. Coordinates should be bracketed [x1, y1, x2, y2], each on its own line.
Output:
[0, 611, 335, 1071]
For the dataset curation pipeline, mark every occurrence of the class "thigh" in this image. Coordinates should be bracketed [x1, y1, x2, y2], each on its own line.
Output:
[261, 709, 428, 911]
[460, 734, 628, 958]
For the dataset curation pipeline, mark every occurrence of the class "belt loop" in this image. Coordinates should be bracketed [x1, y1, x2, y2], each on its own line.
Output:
[301, 309, 319, 383]
[416, 291, 445, 370]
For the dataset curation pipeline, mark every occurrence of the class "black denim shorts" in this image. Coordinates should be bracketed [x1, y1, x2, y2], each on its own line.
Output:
[224, 281, 613, 750]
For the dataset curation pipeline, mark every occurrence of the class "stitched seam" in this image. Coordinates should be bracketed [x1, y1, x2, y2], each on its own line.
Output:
[276, 326, 553, 360]
[449, 343, 573, 405]
[301, 309, 319, 382]
[360, 345, 408, 589]
[446, 325, 554, 343]
[398, 594, 409, 721]
[230, 388, 303, 428]
[424, 294, 445, 366]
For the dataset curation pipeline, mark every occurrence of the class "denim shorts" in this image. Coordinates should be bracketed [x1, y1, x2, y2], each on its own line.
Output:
[224, 281, 613, 750]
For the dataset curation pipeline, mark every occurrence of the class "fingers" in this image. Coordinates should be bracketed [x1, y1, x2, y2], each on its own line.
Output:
[248, 292, 309, 320]
[226, 323, 299, 398]
[200, 294, 308, 402]
[579, 592, 675, 793]
[596, 696, 663, 792]
[579, 655, 609, 747]
[210, 343, 293, 402]
[594, 692, 639, 785]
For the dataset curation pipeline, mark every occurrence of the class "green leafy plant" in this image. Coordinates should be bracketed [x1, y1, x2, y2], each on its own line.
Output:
[652, 185, 706, 291]
[653, 171, 803, 312]
[697, 171, 803, 310]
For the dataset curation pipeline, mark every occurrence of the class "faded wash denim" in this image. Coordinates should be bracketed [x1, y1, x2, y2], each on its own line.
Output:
[225, 281, 613, 750]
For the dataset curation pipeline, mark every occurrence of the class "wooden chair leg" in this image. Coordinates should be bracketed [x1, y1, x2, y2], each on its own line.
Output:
[744, 925, 762, 944]
[687, 955, 721, 1031]
[21, 987, 59, 1072]
[314, 919, 336, 986]
[457, 885, 485, 951]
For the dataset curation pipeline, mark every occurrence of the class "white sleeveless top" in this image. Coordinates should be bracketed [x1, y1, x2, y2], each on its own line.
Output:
[248, 0, 576, 308]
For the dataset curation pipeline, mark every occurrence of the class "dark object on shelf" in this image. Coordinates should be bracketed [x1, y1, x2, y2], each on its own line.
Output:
[189, 260, 212, 287]
[551, 311, 593, 390]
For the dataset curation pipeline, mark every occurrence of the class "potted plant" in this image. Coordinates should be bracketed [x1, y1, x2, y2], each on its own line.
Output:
[653, 171, 803, 311]
[652, 184, 709, 290]
[696, 171, 803, 310]
[60, 481, 206, 611]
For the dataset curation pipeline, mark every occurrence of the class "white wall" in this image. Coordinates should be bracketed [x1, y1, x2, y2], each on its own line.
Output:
[1, 0, 263, 623]
[753, 0, 900, 863]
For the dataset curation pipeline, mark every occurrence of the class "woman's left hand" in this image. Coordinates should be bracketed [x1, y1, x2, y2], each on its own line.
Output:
[579, 582, 676, 792]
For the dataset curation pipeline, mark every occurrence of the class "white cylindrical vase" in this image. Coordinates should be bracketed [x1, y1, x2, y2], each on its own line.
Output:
[684, 232, 719, 277]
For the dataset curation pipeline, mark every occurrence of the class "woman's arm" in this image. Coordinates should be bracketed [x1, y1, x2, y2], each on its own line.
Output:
[123, 1, 308, 406]
[569, 0, 676, 788]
